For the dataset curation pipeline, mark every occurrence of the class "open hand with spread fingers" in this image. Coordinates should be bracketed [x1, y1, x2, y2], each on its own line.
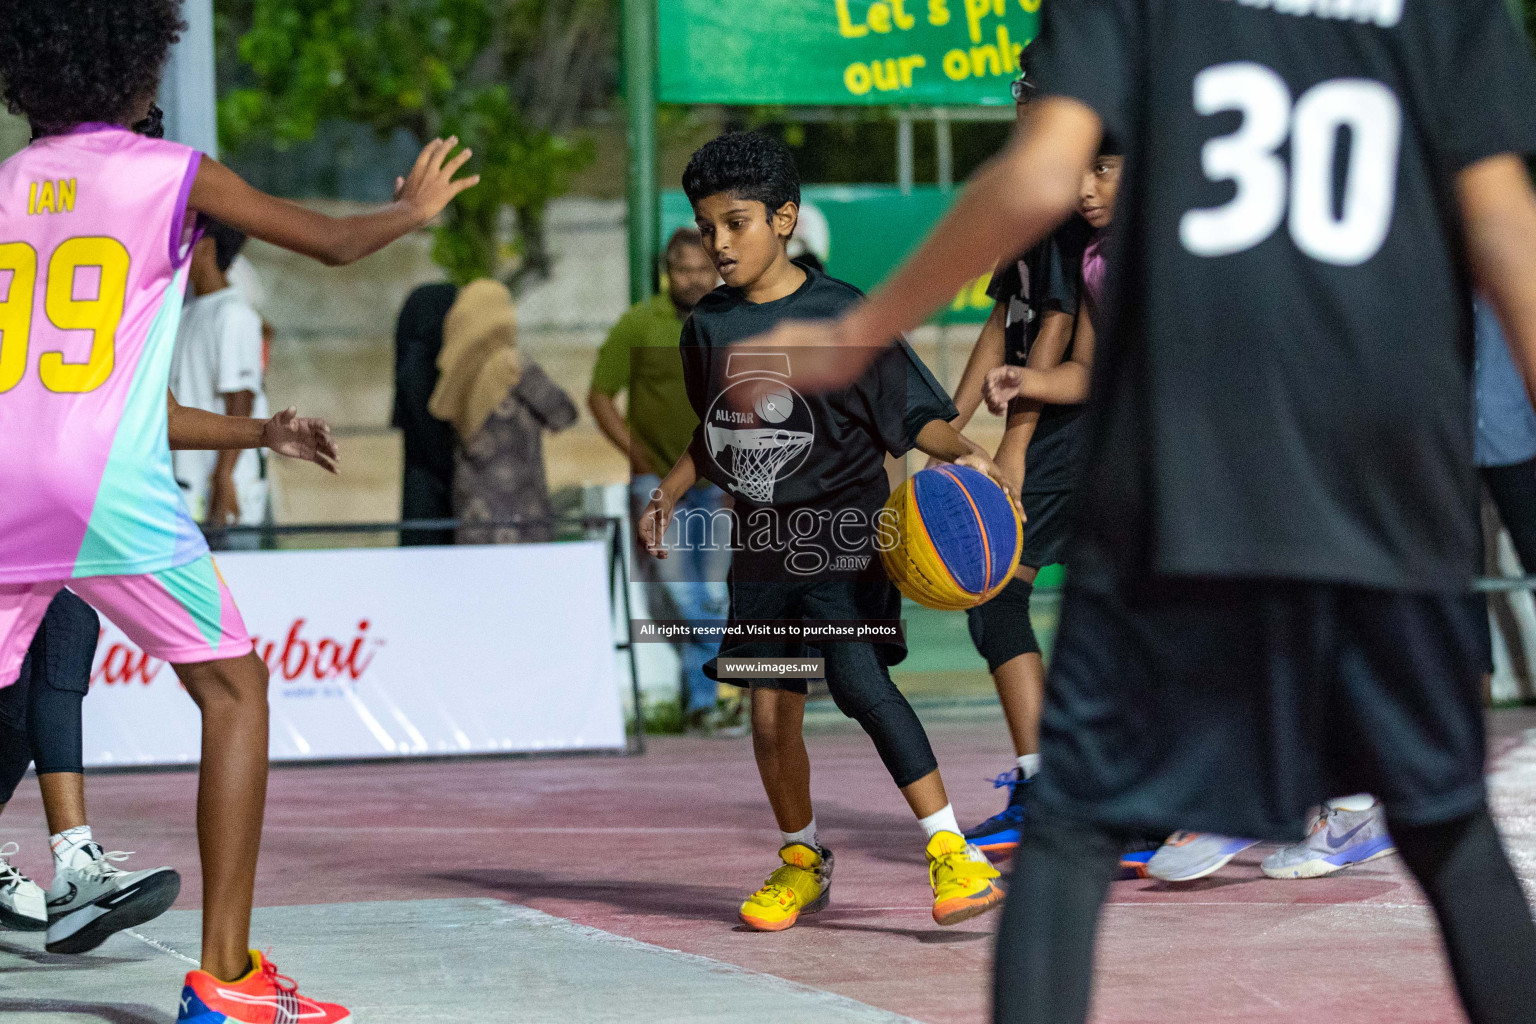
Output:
[262, 408, 340, 475]
[394, 136, 481, 227]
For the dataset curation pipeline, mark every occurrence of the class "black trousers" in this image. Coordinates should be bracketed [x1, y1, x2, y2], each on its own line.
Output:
[1482, 456, 1536, 573]
[0, 591, 97, 803]
[400, 461, 454, 547]
[993, 806, 1536, 1024]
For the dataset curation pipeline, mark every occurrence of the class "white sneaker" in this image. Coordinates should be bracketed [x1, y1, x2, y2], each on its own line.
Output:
[1261, 804, 1396, 879]
[0, 842, 46, 931]
[1147, 832, 1260, 882]
[46, 843, 180, 954]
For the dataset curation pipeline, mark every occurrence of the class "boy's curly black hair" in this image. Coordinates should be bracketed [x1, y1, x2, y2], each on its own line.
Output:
[682, 132, 801, 216]
[0, 0, 185, 134]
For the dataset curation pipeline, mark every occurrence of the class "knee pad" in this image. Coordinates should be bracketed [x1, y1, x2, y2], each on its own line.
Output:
[966, 577, 1040, 673]
[822, 644, 893, 722]
[39, 591, 98, 696]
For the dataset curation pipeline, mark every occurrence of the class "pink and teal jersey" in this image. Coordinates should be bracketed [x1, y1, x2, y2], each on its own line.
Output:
[0, 125, 208, 584]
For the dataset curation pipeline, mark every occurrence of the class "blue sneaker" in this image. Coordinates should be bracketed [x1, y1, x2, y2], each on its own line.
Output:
[1118, 849, 1155, 880]
[963, 769, 1029, 858]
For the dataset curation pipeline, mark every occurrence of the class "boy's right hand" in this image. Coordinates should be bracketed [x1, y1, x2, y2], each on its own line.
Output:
[394, 136, 481, 227]
[638, 488, 675, 559]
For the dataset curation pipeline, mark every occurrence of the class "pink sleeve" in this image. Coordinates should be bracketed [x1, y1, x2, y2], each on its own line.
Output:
[169, 149, 205, 269]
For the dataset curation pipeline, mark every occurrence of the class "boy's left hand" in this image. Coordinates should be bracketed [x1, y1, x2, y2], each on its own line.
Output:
[263, 408, 340, 474]
[983, 366, 1025, 415]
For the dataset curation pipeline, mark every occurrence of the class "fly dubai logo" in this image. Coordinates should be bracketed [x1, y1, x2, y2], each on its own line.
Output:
[91, 619, 383, 689]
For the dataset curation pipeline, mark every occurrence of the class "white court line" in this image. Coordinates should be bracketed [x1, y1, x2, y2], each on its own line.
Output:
[845, 901, 1430, 911]
[262, 824, 835, 834]
[126, 928, 199, 967]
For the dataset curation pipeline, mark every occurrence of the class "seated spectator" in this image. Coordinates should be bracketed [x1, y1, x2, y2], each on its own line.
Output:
[430, 280, 577, 544]
[169, 221, 270, 549]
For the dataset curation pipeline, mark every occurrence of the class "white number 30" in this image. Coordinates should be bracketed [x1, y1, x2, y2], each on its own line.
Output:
[1180, 63, 1402, 267]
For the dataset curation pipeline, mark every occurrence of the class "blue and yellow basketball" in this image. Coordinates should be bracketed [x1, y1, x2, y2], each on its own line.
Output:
[880, 465, 1024, 611]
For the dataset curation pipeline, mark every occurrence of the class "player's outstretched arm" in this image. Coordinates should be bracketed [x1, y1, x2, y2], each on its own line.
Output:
[1461, 154, 1536, 406]
[188, 138, 479, 267]
[747, 98, 1100, 392]
[167, 393, 339, 473]
[639, 452, 699, 559]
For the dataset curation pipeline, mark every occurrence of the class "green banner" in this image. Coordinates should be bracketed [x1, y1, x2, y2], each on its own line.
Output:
[657, 0, 1041, 106]
[663, 186, 994, 324]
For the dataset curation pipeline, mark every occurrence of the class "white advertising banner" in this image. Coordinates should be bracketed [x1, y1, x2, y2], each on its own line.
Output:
[84, 543, 627, 766]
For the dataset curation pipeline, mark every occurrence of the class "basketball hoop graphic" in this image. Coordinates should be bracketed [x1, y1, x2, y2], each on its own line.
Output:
[704, 353, 815, 504]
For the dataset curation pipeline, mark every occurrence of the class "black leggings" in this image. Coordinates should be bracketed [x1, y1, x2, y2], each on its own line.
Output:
[0, 591, 97, 804]
[992, 805, 1536, 1024]
[821, 641, 939, 789]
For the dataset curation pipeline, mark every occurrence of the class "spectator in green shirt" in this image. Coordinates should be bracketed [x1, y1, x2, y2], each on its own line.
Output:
[590, 229, 731, 731]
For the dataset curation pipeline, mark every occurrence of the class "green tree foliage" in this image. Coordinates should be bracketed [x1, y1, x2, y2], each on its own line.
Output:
[219, 0, 609, 286]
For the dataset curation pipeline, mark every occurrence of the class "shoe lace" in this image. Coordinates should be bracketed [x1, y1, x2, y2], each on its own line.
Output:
[752, 864, 814, 908]
[77, 847, 133, 883]
[930, 844, 998, 889]
[989, 768, 1023, 795]
[260, 954, 299, 994]
[0, 842, 25, 891]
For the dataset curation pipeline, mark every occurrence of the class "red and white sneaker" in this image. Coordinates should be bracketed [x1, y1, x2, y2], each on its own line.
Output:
[177, 951, 351, 1024]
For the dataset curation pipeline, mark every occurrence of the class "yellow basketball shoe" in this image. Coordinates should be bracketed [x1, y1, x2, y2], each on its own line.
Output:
[928, 831, 1005, 926]
[738, 843, 834, 932]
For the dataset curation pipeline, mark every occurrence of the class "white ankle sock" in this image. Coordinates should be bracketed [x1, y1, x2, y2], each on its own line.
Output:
[781, 818, 818, 850]
[1326, 793, 1376, 813]
[50, 826, 93, 871]
[1017, 753, 1041, 779]
[919, 804, 961, 840]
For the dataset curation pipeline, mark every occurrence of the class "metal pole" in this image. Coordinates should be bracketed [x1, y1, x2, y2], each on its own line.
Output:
[622, 0, 659, 304]
[896, 111, 914, 196]
[158, 0, 219, 158]
[935, 109, 954, 191]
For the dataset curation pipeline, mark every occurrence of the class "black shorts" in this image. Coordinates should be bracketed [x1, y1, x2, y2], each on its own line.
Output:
[1032, 576, 1489, 841]
[1020, 489, 1074, 570]
[705, 573, 905, 691]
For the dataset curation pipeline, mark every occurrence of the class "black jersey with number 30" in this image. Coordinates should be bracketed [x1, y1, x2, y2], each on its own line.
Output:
[1031, 0, 1536, 591]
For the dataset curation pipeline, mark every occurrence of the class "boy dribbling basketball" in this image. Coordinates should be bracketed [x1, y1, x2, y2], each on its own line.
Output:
[640, 131, 1013, 931]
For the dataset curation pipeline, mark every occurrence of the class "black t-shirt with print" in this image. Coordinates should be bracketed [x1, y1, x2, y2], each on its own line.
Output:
[987, 218, 1093, 495]
[1030, 0, 1536, 591]
[682, 268, 957, 578]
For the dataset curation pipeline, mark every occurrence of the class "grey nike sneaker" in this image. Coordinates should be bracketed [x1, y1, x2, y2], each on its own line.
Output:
[46, 843, 180, 954]
[1261, 804, 1396, 879]
[1147, 832, 1260, 882]
[0, 842, 46, 931]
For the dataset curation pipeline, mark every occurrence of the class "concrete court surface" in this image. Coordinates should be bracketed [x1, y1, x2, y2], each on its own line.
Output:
[0, 709, 1529, 1024]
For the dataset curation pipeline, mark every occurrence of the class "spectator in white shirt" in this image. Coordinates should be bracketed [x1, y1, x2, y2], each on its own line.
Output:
[169, 222, 270, 547]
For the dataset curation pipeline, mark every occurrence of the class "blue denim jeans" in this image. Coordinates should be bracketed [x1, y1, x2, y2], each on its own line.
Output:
[632, 476, 731, 712]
